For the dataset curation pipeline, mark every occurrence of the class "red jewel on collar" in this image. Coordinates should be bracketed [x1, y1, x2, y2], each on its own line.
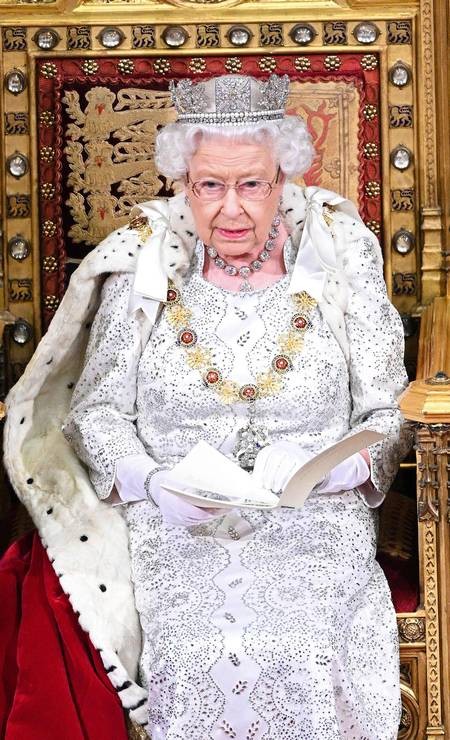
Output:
[178, 329, 197, 347]
[239, 384, 258, 401]
[272, 355, 292, 374]
[167, 287, 180, 303]
[291, 314, 308, 331]
[204, 368, 222, 385]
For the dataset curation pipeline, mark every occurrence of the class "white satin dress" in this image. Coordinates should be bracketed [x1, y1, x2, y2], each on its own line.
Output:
[64, 236, 411, 740]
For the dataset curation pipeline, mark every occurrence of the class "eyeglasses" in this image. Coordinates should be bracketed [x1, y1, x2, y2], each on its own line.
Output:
[187, 166, 281, 202]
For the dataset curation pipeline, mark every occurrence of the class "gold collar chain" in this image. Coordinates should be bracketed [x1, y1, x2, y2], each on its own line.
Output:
[163, 281, 317, 405]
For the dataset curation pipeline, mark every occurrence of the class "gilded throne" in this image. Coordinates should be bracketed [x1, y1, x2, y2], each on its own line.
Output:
[0, 1, 449, 738]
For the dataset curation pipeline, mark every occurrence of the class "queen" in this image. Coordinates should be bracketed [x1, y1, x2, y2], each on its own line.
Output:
[4, 74, 411, 739]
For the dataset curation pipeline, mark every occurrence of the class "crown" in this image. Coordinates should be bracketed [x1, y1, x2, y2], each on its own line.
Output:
[169, 74, 290, 125]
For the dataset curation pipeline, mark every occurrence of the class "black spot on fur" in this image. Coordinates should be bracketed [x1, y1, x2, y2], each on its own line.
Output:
[285, 208, 293, 213]
[170, 244, 179, 249]
[106, 665, 117, 673]
[117, 680, 132, 692]
[20, 417, 25, 424]
[46, 507, 53, 514]
[27, 477, 33, 484]
[99, 584, 107, 592]
[103, 255, 107, 259]
[45, 358, 53, 365]
[80, 535, 88, 542]
[296, 220, 304, 225]
[179, 214, 184, 220]
[130, 698, 147, 710]
[128, 252, 134, 257]
[185, 230, 194, 237]
[169, 262, 176, 268]
[67, 382, 74, 389]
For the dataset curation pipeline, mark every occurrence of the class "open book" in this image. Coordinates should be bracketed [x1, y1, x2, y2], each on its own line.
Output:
[161, 430, 385, 510]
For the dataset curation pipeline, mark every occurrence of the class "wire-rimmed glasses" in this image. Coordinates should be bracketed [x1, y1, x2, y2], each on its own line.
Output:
[187, 166, 281, 202]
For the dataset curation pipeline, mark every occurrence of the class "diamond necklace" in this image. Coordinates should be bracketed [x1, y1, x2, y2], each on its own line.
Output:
[204, 214, 281, 293]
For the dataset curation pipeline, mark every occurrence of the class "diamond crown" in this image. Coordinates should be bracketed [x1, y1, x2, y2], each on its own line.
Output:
[169, 74, 290, 125]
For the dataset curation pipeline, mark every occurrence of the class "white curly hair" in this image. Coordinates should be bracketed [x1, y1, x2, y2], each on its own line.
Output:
[155, 115, 315, 181]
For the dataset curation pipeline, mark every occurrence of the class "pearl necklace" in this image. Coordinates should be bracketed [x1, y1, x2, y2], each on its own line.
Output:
[204, 214, 281, 293]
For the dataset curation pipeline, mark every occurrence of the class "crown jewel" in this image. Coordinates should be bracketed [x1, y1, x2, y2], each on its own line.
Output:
[169, 74, 290, 125]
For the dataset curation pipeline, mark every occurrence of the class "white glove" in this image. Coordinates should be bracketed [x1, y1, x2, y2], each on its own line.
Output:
[252, 440, 313, 494]
[149, 470, 228, 527]
[114, 454, 226, 526]
[314, 452, 370, 494]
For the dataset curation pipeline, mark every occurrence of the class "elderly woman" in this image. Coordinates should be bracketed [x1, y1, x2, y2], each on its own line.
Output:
[4, 74, 410, 740]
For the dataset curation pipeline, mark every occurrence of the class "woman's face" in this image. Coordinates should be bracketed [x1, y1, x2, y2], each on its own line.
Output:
[185, 137, 284, 259]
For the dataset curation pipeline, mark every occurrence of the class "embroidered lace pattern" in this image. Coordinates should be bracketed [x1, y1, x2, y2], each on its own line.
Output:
[65, 236, 411, 739]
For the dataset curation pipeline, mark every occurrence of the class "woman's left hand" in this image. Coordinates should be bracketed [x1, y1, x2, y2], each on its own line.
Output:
[252, 440, 313, 494]
[314, 452, 370, 494]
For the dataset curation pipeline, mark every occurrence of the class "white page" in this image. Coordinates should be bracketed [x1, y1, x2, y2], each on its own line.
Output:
[162, 431, 385, 510]
[162, 440, 279, 509]
[279, 430, 385, 508]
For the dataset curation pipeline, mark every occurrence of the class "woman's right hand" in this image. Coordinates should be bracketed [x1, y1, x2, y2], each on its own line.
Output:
[149, 470, 227, 527]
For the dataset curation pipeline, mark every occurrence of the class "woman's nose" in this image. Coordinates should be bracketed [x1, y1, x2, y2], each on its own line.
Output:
[220, 187, 244, 218]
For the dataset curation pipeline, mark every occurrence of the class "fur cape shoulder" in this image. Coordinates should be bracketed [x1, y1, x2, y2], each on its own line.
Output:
[3, 184, 377, 724]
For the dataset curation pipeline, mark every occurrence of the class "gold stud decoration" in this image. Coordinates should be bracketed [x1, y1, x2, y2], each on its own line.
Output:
[40, 62, 58, 79]
[294, 56, 311, 71]
[364, 142, 379, 158]
[366, 220, 381, 235]
[324, 55, 341, 70]
[42, 220, 57, 237]
[118, 59, 135, 75]
[39, 110, 55, 127]
[40, 146, 55, 163]
[41, 182, 56, 199]
[166, 304, 193, 328]
[217, 380, 240, 405]
[44, 294, 60, 311]
[361, 54, 378, 70]
[365, 181, 381, 198]
[278, 330, 304, 355]
[189, 58, 207, 74]
[42, 255, 58, 273]
[258, 56, 277, 72]
[185, 346, 213, 370]
[363, 104, 377, 120]
[153, 58, 171, 74]
[82, 59, 99, 75]
[256, 371, 282, 398]
[225, 57, 242, 73]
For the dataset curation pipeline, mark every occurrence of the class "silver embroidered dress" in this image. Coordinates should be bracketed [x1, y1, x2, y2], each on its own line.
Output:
[64, 234, 410, 740]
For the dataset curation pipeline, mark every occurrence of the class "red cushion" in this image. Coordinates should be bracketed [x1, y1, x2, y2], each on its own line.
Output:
[377, 551, 420, 613]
